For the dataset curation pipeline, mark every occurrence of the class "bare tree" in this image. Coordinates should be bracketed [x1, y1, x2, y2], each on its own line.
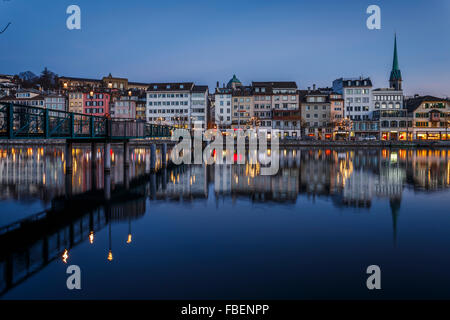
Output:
[0, 22, 11, 34]
[1, 0, 12, 34]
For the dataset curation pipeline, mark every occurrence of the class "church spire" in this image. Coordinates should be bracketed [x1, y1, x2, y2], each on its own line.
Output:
[389, 34, 402, 90]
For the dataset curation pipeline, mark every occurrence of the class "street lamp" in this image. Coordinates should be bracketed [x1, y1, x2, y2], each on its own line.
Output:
[346, 99, 352, 141]
[62, 249, 69, 264]
[345, 116, 353, 141]
[446, 114, 450, 141]
[107, 222, 113, 262]
[127, 216, 132, 244]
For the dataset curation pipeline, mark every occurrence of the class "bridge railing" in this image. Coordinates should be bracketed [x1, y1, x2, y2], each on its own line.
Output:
[0, 103, 174, 140]
[110, 119, 145, 138]
[0, 103, 108, 139]
[144, 123, 172, 138]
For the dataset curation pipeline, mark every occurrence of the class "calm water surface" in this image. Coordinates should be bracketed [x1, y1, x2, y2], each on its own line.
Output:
[0, 145, 450, 299]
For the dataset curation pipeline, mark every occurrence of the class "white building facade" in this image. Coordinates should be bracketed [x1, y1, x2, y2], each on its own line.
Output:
[190, 85, 209, 130]
[146, 82, 209, 130]
[214, 88, 232, 128]
[45, 94, 66, 112]
[333, 77, 373, 121]
[372, 88, 408, 140]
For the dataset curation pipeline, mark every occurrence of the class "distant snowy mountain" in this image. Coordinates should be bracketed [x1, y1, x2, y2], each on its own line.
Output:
[18, 71, 38, 81]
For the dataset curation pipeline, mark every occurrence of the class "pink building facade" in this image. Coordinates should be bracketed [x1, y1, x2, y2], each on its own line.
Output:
[83, 92, 110, 117]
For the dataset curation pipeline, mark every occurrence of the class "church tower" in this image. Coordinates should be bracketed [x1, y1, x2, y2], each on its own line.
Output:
[389, 34, 402, 90]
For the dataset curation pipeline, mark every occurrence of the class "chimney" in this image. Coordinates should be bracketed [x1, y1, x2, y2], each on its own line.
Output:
[307, 86, 311, 92]
[313, 84, 316, 90]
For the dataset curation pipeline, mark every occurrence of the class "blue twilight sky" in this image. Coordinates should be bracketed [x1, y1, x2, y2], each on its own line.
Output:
[0, 0, 449, 97]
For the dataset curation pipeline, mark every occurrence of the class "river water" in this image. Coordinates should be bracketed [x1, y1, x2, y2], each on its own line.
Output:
[0, 145, 450, 299]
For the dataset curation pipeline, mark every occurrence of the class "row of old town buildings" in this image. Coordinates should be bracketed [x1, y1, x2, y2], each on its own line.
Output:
[1, 36, 449, 141]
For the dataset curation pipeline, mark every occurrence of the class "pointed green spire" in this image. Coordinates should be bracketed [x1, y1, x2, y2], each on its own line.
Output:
[390, 34, 402, 82]
[392, 34, 399, 70]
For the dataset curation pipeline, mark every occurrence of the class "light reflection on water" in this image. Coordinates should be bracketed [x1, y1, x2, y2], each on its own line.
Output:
[0, 145, 450, 299]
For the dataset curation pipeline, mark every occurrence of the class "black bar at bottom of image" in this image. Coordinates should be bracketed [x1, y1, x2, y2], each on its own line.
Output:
[1, 300, 449, 318]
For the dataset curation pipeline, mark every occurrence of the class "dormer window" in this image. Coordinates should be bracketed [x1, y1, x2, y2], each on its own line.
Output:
[153, 85, 157, 89]
[166, 85, 170, 89]
[180, 85, 184, 89]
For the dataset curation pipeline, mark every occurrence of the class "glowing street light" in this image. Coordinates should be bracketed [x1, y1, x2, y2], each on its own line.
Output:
[107, 250, 113, 261]
[62, 249, 69, 263]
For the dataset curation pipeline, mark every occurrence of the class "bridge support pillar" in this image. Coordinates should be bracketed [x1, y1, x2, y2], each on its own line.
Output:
[65, 172, 73, 198]
[150, 144, 156, 172]
[91, 143, 97, 167]
[65, 142, 73, 174]
[91, 143, 98, 190]
[124, 168, 130, 190]
[162, 143, 167, 167]
[162, 168, 167, 191]
[104, 172, 111, 201]
[104, 142, 111, 172]
[150, 173, 156, 199]
[124, 141, 130, 168]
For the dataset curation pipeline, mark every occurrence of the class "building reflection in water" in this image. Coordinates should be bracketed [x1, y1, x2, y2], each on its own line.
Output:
[0, 144, 167, 295]
[0, 145, 166, 204]
[0, 145, 450, 296]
